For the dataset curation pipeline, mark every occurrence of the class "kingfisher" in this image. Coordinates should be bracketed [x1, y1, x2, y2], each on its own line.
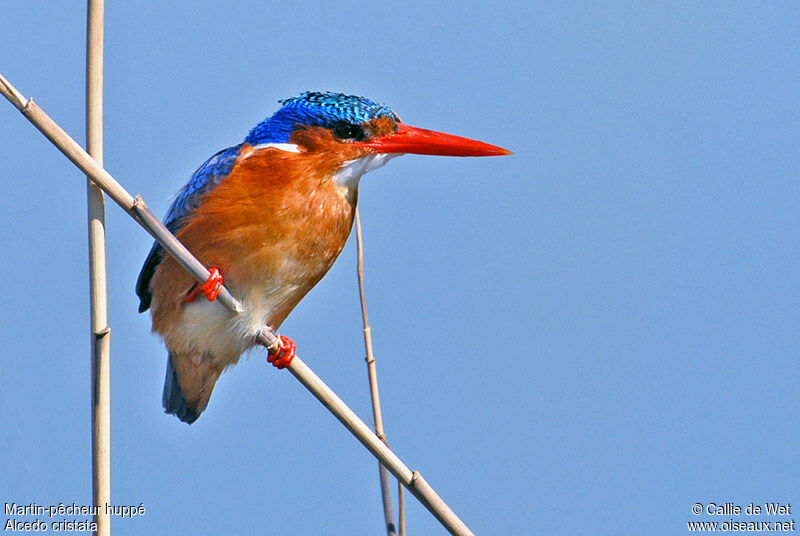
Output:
[136, 91, 510, 424]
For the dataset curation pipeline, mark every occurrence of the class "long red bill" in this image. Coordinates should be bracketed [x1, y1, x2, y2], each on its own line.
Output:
[358, 123, 511, 157]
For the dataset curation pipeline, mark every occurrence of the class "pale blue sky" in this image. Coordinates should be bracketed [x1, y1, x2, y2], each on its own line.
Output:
[1, 3, 798, 534]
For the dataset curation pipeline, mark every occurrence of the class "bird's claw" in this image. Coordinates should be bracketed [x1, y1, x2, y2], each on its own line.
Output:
[201, 267, 224, 301]
[268, 335, 296, 369]
[184, 266, 223, 303]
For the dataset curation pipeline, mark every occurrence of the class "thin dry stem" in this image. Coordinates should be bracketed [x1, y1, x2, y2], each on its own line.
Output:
[399, 480, 406, 536]
[355, 209, 403, 536]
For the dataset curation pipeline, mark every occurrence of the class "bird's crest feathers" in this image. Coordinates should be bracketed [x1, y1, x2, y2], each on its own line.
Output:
[246, 91, 398, 145]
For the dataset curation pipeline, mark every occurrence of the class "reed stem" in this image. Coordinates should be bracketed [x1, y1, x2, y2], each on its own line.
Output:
[86, 2, 110, 534]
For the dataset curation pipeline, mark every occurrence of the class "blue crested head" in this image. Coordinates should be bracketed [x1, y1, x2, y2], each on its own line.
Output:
[245, 91, 399, 145]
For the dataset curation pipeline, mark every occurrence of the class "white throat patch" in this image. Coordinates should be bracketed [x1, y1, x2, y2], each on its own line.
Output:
[332, 153, 401, 190]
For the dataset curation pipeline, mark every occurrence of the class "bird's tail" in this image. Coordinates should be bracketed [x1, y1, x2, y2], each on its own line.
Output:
[163, 351, 222, 424]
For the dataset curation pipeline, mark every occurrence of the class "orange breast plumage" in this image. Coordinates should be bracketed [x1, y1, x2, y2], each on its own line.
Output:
[148, 134, 370, 364]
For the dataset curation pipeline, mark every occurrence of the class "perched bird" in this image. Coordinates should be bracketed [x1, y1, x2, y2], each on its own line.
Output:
[136, 91, 510, 424]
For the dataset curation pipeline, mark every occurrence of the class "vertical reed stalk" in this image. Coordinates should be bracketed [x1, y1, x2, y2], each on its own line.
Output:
[354, 209, 405, 536]
[398, 480, 406, 536]
[86, 2, 110, 534]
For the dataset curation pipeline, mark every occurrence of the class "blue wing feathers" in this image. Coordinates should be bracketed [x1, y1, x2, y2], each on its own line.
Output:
[162, 144, 243, 230]
[135, 144, 242, 312]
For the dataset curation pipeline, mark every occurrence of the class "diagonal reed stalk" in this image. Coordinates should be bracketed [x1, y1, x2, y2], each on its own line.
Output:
[0, 74, 476, 536]
[354, 209, 406, 536]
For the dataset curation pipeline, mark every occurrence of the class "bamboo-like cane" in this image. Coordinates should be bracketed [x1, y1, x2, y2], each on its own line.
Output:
[85, 2, 110, 535]
[0, 74, 477, 536]
[354, 209, 403, 536]
[398, 480, 406, 536]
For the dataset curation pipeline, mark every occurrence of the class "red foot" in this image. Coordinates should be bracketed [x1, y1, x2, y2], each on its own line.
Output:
[184, 266, 223, 303]
[267, 335, 296, 369]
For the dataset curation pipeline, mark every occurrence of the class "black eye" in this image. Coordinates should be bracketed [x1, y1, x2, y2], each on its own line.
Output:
[333, 122, 365, 141]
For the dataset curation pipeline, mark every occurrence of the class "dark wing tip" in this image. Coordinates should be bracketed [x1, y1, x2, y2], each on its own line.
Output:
[162, 354, 201, 425]
[136, 243, 163, 313]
